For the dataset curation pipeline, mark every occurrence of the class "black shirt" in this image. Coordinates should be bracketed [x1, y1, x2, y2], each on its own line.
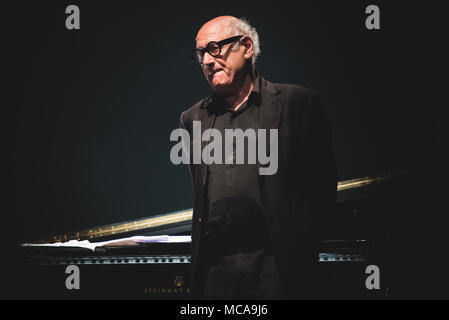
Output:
[207, 94, 261, 213]
[204, 77, 270, 255]
[202, 76, 283, 299]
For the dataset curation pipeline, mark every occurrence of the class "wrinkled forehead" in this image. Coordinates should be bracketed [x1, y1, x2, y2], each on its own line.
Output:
[195, 22, 235, 49]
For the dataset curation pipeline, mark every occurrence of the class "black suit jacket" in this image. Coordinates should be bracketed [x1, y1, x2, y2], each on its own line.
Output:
[180, 76, 337, 298]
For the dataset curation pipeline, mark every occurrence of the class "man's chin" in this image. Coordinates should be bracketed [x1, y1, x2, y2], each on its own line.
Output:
[210, 80, 231, 94]
[211, 85, 230, 95]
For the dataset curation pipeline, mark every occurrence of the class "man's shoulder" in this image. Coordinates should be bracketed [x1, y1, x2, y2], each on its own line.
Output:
[264, 78, 326, 116]
[180, 78, 320, 125]
[267, 79, 316, 102]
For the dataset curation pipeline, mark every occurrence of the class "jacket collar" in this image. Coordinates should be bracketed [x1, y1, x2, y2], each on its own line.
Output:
[200, 72, 280, 109]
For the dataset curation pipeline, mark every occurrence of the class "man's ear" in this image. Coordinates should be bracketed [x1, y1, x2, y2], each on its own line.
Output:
[241, 36, 254, 60]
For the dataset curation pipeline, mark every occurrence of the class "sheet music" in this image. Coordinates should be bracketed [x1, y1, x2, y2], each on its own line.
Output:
[21, 235, 192, 252]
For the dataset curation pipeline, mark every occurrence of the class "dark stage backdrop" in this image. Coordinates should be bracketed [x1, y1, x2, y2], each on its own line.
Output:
[7, 1, 445, 244]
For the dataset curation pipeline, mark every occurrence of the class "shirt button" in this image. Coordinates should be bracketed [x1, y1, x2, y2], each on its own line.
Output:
[198, 218, 202, 223]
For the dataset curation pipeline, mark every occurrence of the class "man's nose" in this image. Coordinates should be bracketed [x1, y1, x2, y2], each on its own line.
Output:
[202, 51, 215, 66]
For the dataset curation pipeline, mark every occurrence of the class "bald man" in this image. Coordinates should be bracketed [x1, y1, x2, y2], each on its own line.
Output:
[180, 16, 337, 299]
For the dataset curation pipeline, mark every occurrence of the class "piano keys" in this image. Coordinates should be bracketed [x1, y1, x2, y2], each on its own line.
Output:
[20, 172, 402, 299]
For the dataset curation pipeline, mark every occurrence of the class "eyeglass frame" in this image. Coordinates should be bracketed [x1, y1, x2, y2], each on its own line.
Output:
[190, 35, 244, 65]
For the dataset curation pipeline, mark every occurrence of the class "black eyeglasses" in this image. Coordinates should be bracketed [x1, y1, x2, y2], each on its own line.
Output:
[191, 35, 243, 65]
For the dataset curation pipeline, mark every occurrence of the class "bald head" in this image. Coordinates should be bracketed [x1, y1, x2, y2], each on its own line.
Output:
[196, 16, 240, 43]
[194, 16, 260, 94]
[196, 16, 260, 64]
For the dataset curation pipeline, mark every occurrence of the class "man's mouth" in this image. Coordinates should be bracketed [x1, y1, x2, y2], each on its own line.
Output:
[209, 69, 223, 78]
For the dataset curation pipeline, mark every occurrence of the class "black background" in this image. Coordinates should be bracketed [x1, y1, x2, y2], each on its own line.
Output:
[3, 0, 448, 299]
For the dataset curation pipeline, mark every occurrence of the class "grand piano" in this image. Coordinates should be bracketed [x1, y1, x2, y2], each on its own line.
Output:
[20, 171, 425, 299]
